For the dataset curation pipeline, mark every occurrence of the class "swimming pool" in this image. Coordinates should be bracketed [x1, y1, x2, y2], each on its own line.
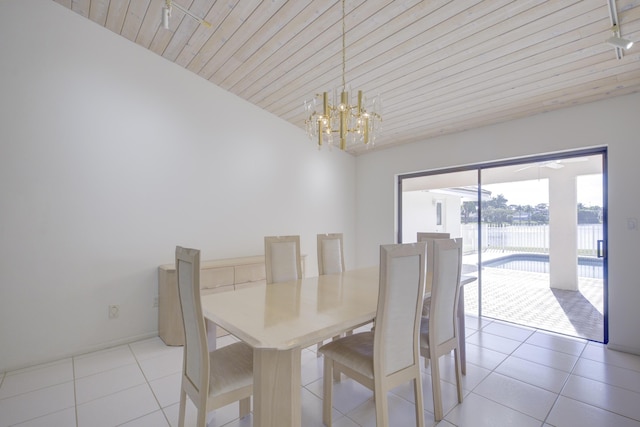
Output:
[481, 253, 603, 279]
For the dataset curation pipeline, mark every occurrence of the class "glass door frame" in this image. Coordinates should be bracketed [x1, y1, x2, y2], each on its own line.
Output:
[397, 147, 608, 343]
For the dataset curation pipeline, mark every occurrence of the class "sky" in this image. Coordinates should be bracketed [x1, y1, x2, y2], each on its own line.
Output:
[483, 174, 603, 207]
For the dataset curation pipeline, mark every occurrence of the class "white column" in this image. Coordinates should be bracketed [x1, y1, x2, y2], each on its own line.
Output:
[548, 171, 578, 290]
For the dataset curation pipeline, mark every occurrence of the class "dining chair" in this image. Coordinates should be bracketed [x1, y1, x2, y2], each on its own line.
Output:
[264, 235, 303, 284]
[319, 243, 426, 427]
[317, 233, 345, 275]
[175, 246, 253, 427]
[418, 234, 469, 378]
[316, 233, 346, 354]
[416, 232, 450, 315]
[419, 238, 464, 421]
[416, 231, 450, 241]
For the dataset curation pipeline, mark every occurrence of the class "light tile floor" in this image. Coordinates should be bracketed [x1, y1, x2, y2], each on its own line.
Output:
[2, 317, 640, 427]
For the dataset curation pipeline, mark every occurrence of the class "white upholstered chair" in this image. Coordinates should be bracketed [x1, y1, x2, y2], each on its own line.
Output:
[416, 232, 451, 315]
[319, 243, 426, 427]
[175, 246, 253, 427]
[419, 238, 464, 421]
[418, 234, 469, 377]
[316, 233, 346, 353]
[317, 233, 345, 275]
[416, 231, 450, 241]
[264, 235, 302, 284]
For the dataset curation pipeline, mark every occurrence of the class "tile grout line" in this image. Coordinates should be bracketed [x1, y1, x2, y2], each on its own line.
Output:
[558, 342, 640, 424]
[72, 356, 79, 427]
[127, 342, 172, 427]
[538, 338, 588, 426]
[440, 319, 497, 424]
[72, 343, 166, 426]
[457, 322, 559, 425]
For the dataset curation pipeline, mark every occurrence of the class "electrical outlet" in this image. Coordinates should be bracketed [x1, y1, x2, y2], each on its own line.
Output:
[108, 304, 120, 319]
[153, 297, 159, 308]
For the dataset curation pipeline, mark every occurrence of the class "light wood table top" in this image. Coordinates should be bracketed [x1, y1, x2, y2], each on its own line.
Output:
[201, 266, 379, 427]
[201, 266, 379, 350]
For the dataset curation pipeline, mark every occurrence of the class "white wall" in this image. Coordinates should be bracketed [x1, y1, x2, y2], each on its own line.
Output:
[356, 92, 640, 355]
[0, 0, 356, 372]
[401, 191, 461, 242]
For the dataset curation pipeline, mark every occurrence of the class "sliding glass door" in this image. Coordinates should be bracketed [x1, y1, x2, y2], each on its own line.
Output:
[398, 149, 607, 342]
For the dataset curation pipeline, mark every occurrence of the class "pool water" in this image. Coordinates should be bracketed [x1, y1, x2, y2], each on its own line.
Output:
[482, 254, 603, 279]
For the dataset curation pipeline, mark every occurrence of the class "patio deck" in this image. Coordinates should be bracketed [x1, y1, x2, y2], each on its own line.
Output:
[462, 262, 604, 342]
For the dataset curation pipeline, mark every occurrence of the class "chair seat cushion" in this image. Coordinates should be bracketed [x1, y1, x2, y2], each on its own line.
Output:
[210, 342, 253, 396]
[318, 331, 374, 379]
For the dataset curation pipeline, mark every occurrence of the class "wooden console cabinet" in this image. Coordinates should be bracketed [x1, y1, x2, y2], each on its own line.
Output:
[158, 254, 305, 345]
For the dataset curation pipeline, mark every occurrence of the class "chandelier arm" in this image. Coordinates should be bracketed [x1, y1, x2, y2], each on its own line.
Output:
[304, 0, 381, 151]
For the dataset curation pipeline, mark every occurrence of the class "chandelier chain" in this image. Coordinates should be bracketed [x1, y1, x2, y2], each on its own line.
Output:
[341, 0, 346, 91]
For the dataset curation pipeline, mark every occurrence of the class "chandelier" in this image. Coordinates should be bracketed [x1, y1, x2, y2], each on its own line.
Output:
[304, 0, 382, 151]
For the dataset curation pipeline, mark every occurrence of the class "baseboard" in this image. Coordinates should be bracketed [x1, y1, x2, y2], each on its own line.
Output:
[72, 331, 162, 358]
[2, 331, 160, 373]
[606, 342, 640, 356]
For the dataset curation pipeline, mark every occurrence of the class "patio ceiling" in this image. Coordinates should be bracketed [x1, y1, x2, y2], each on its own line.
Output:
[401, 154, 603, 192]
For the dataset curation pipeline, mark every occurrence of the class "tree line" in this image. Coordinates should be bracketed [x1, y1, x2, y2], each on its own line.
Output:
[461, 194, 602, 225]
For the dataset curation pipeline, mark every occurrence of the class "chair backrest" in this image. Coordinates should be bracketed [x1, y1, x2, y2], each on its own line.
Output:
[264, 235, 302, 284]
[428, 238, 463, 347]
[374, 243, 426, 376]
[417, 232, 450, 241]
[417, 232, 451, 295]
[317, 233, 345, 275]
[175, 246, 209, 397]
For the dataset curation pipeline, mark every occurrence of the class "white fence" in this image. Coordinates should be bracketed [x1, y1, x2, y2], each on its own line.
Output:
[460, 224, 603, 255]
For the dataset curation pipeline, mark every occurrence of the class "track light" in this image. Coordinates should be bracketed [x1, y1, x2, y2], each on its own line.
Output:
[606, 35, 634, 50]
[606, 24, 634, 50]
[161, 6, 170, 30]
[161, 0, 212, 30]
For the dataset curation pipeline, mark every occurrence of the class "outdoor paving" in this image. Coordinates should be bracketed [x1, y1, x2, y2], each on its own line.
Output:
[463, 266, 604, 342]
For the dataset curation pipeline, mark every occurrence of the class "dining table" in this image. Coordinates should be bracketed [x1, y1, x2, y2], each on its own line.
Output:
[200, 266, 475, 427]
[201, 266, 378, 427]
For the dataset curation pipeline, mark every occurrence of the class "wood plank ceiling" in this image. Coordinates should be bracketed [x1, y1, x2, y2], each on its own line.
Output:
[53, 0, 640, 155]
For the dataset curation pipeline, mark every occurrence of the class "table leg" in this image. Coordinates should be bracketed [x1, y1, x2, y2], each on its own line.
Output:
[253, 347, 302, 427]
[458, 286, 466, 375]
[205, 319, 217, 352]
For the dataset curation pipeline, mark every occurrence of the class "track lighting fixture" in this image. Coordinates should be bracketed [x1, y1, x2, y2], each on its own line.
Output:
[161, 5, 170, 29]
[606, 26, 634, 50]
[606, 0, 634, 59]
[161, 0, 211, 30]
